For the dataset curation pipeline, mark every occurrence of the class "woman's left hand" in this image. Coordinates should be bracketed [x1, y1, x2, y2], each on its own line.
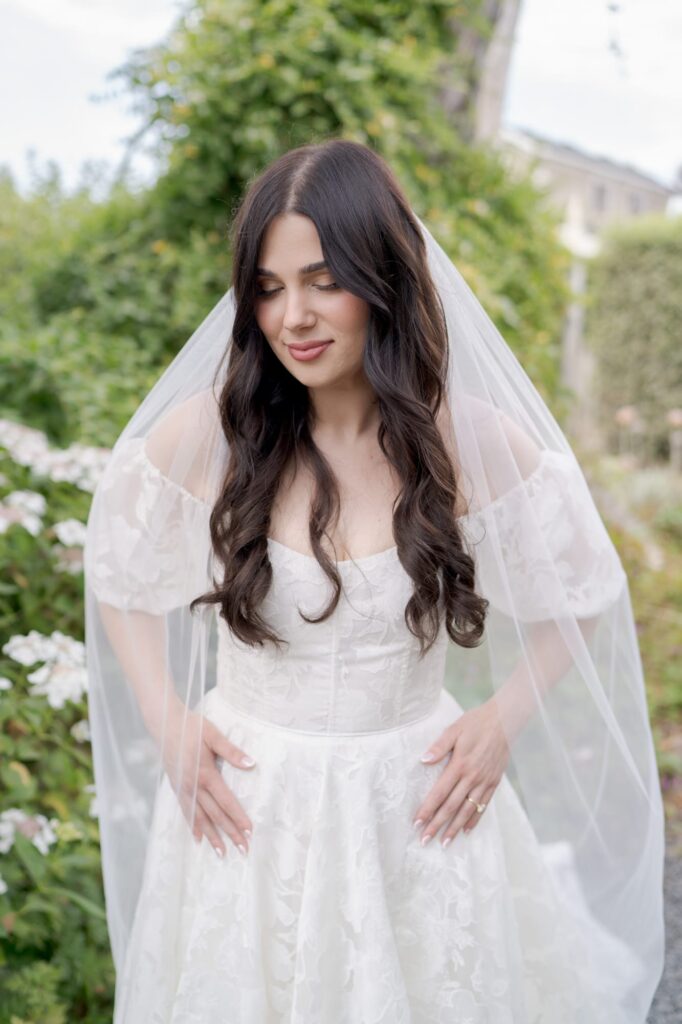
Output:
[412, 699, 511, 848]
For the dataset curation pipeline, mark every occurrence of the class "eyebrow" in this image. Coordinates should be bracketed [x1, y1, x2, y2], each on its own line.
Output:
[256, 259, 329, 278]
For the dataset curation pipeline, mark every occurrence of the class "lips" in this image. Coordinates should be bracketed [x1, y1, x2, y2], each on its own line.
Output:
[287, 340, 333, 351]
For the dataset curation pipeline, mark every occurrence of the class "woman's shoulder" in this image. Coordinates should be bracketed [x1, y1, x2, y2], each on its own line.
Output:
[435, 394, 543, 512]
[143, 387, 224, 506]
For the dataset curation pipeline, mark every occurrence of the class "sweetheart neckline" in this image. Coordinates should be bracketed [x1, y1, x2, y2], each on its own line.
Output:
[267, 536, 399, 567]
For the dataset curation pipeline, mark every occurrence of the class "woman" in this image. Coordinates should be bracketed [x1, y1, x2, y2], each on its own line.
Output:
[84, 139, 665, 1022]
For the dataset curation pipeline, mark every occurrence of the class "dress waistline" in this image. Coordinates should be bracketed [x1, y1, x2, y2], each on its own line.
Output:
[208, 687, 443, 739]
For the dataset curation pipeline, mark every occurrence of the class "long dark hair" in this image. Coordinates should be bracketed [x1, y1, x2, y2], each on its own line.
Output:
[191, 138, 488, 656]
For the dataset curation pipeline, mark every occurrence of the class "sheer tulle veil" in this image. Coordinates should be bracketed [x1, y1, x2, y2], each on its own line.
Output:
[83, 204, 665, 1019]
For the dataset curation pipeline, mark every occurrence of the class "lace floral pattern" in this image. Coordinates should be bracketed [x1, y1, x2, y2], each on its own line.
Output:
[91, 442, 635, 1021]
[85, 437, 213, 613]
[112, 543, 629, 1023]
[114, 682, 622, 1024]
[460, 450, 626, 621]
[215, 540, 447, 734]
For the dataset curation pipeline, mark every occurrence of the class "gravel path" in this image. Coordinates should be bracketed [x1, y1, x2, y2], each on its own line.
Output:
[646, 826, 681, 1022]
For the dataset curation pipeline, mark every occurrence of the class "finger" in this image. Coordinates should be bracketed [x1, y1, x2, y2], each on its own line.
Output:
[412, 759, 462, 828]
[419, 724, 458, 765]
[205, 722, 257, 770]
[185, 801, 224, 855]
[178, 787, 242, 859]
[463, 784, 496, 834]
[205, 762, 253, 837]
[440, 784, 493, 847]
[417, 776, 474, 845]
[194, 796, 233, 858]
[200, 787, 250, 856]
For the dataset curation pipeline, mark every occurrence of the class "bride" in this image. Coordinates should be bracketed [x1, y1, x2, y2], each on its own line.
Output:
[84, 138, 665, 1022]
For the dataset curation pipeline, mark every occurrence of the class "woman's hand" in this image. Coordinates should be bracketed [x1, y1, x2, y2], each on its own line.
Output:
[412, 699, 511, 848]
[158, 701, 256, 859]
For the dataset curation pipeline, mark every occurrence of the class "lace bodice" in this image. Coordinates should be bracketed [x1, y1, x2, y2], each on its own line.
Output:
[85, 438, 627, 714]
[215, 540, 448, 734]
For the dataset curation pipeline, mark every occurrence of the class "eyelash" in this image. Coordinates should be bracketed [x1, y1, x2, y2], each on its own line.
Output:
[256, 283, 340, 297]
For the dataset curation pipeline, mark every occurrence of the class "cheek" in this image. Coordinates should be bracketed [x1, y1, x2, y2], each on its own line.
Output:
[255, 305, 277, 340]
[333, 293, 370, 334]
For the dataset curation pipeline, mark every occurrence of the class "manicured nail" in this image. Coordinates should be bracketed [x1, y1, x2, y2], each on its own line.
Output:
[442, 836, 452, 849]
[420, 832, 432, 846]
[241, 755, 255, 767]
[237, 843, 247, 856]
[243, 828, 252, 839]
[413, 819, 424, 830]
[214, 845, 224, 859]
[420, 752, 435, 763]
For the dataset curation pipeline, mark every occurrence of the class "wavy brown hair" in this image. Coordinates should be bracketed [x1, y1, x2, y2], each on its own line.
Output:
[190, 138, 488, 656]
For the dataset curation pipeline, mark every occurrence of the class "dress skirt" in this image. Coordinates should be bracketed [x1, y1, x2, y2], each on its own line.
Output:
[112, 685, 633, 1023]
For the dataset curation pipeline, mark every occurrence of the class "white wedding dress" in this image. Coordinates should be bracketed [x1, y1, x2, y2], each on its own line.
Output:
[111, 527, 637, 1024]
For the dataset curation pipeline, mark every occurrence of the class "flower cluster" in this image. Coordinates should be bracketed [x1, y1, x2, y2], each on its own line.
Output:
[2, 629, 87, 709]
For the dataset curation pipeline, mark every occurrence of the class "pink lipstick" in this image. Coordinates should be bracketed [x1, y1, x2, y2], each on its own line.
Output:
[287, 340, 333, 362]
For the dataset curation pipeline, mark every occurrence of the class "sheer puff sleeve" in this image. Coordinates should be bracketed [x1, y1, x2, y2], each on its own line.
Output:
[84, 386, 225, 615]
[460, 447, 627, 622]
[448, 395, 627, 622]
[85, 436, 214, 614]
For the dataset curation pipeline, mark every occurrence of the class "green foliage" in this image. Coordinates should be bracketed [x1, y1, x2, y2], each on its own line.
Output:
[655, 503, 682, 546]
[0, 165, 94, 335]
[1, 961, 67, 1024]
[0, 455, 115, 1023]
[585, 213, 682, 459]
[0, 4, 581, 1015]
[0, 313, 159, 448]
[0, 2, 571, 449]
[76, 0, 566, 404]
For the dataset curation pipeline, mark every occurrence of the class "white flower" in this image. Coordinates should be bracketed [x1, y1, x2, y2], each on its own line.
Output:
[3, 629, 87, 708]
[0, 808, 58, 856]
[27, 662, 88, 708]
[52, 518, 87, 547]
[0, 872, 8, 895]
[5, 490, 46, 516]
[83, 783, 99, 819]
[0, 416, 111, 494]
[3, 629, 55, 666]
[52, 544, 85, 574]
[0, 809, 24, 853]
[70, 719, 91, 743]
[0, 490, 46, 536]
[0, 676, 12, 691]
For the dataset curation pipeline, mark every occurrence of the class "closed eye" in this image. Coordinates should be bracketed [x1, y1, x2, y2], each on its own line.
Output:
[256, 282, 340, 297]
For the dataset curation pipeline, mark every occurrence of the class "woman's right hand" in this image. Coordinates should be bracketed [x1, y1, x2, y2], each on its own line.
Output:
[158, 702, 256, 858]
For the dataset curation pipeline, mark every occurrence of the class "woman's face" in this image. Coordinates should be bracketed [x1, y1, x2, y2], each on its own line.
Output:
[254, 213, 371, 388]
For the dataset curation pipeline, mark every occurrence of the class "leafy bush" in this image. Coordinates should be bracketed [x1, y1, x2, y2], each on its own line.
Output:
[585, 214, 682, 459]
[0, 446, 115, 1022]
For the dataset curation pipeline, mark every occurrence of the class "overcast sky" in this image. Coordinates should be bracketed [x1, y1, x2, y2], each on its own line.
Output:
[1, 0, 680, 198]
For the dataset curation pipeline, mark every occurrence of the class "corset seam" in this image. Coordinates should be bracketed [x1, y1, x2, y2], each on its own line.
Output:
[210, 688, 441, 739]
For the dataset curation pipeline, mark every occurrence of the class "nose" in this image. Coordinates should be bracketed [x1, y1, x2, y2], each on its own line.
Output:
[282, 289, 316, 333]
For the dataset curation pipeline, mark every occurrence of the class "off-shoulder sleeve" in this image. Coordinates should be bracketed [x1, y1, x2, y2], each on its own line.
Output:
[460, 449, 627, 621]
[84, 436, 214, 614]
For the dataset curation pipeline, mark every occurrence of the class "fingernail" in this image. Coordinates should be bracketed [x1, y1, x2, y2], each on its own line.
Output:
[241, 756, 255, 767]
[237, 843, 247, 856]
[243, 829, 252, 839]
[420, 752, 435, 763]
[442, 836, 452, 849]
[420, 832, 432, 846]
[413, 819, 424, 830]
[214, 845, 224, 859]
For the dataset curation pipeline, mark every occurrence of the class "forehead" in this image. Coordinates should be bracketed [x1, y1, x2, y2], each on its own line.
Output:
[257, 213, 325, 274]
